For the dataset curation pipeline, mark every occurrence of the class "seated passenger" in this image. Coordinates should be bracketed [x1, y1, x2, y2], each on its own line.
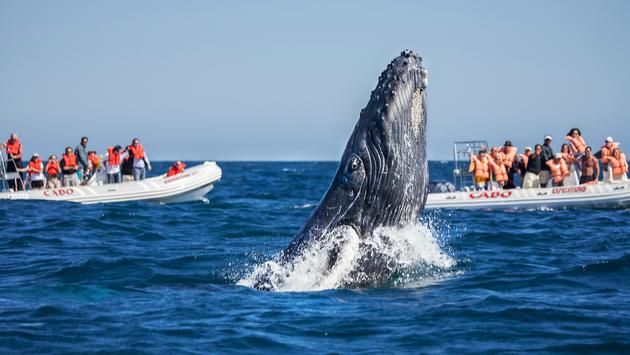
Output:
[523, 145, 543, 188]
[604, 148, 628, 181]
[24, 153, 45, 190]
[167, 161, 186, 177]
[61, 146, 80, 187]
[579, 146, 600, 185]
[565, 128, 587, 155]
[468, 150, 491, 190]
[105, 145, 128, 184]
[85, 151, 100, 182]
[46, 155, 62, 189]
[546, 153, 569, 187]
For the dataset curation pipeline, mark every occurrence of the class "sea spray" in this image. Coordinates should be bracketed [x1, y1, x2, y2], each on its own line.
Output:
[238, 221, 455, 292]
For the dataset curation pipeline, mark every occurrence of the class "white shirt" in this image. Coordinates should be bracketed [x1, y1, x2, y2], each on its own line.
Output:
[105, 151, 129, 174]
[30, 161, 45, 181]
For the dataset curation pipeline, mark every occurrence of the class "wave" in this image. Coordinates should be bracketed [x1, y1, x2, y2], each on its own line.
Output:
[237, 222, 455, 292]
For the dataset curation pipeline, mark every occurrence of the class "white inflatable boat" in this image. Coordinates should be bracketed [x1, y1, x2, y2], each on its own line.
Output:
[426, 181, 630, 211]
[0, 161, 222, 204]
[426, 140, 629, 211]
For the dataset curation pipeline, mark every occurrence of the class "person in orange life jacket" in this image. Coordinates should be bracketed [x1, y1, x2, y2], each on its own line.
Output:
[84, 151, 101, 182]
[128, 138, 152, 181]
[604, 147, 628, 181]
[46, 154, 62, 189]
[60, 146, 80, 187]
[499, 140, 517, 170]
[599, 136, 619, 178]
[18, 153, 45, 190]
[468, 149, 491, 191]
[523, 145, 543, 188]
[546, 153, 570, 187]
[488, 153, 508, 189]
[167, 161, 186, 177]
[104, 145, 129, 184]
[565, 128, 587, 155]
[1, 133, 25, 191]
[516, 146, 532, 185]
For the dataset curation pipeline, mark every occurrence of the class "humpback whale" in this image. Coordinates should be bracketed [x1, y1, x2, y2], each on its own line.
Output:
[252, 50, 429, 290]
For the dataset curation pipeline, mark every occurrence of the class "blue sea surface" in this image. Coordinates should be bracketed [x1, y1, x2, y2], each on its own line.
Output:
[1, 161, 629, 353]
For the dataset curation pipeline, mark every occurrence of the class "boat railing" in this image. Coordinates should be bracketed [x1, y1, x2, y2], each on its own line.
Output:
[0, 151, 26, 192]
[452, 140, 488, 190]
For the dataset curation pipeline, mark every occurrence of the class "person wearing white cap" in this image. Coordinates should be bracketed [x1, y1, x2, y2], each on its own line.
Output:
[540, 135, 554, 187]
[546, 153, 569, 187]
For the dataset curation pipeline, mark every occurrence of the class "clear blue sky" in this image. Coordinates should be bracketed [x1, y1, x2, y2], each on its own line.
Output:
[1, 0, 629, 161]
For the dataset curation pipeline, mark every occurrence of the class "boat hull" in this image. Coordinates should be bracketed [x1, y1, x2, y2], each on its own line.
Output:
[0, 161, 222, 204]
[425, 181, 630, 210]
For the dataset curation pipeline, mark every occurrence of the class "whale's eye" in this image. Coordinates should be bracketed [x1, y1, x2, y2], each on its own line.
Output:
[349, 156, 361, 171]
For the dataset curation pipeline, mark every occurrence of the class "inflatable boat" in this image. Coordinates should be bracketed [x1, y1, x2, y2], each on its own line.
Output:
[0, 161, 222, 204]
[426, 140, 629, 211]
[425, 181, 630, 210]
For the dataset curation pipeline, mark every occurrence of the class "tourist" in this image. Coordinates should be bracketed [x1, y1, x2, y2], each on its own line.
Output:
[105, 145, 128, 184]
[121, 145, 135, 182]
[45, 155, 62, 189]
[128, 138, 152, 181]
[61, 146, 80, 187]
[167, 161, 186, 177]
[604, 148, 628, 181]
[565, 128, 587, 155]
[517, 146, 532, 184]
[469, 149, 491, 190]
[1, 133, 25, 191]
[24, 153, 45, 190]
[74, 137, 89, 182]
[523, 144, 543, 188]
[600, 136, 619, 181]
[540, 135, 554, 187]
[579, 146, 599, 185]
[546, 153, 569, 187]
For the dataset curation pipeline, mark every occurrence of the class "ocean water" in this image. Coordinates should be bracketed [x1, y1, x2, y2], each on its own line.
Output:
[1, 161, 629, 353]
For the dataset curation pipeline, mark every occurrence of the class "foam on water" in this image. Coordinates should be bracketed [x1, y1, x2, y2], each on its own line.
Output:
[238, 221, 455, 292]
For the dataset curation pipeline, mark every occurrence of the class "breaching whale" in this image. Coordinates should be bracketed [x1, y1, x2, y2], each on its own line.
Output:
[253, 50, 429, 290]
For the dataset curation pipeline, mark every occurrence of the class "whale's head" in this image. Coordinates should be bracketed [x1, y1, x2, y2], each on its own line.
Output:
[284, 50, 429, 258]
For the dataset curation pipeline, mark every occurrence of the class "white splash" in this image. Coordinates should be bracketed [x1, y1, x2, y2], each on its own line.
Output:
[237, 222, 455, 292]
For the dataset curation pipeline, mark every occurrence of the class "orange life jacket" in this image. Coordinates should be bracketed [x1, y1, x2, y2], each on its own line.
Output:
[601, 143, 618, 161]
[491, 159, 508, 183]
[5, 138, 21, 156]
[500, 147, 517, 168]
[166, 162, 186, 177]
[88, 153, 100, 169]
[46, 161, 61, 176]
[129, 144, 145, 160]
[547, 159, 569, 183]
[28, 159, 43, 174]
[471, 155, 490, 180]
[608, 154, 629, 175]
[107, 147, 121, 166]
[63, 153, 78, 168]
[566, 135, 586, 153]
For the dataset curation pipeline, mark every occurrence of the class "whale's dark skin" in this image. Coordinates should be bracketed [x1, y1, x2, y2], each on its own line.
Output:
[254, 50, 429, 290]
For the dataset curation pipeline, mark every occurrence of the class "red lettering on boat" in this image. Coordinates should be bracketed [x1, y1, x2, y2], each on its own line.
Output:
[468, 191, 512, 199]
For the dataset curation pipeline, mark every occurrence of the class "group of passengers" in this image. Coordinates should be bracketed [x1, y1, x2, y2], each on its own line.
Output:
[0, 133, 186, 191]
[468, 128, 628, 190]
